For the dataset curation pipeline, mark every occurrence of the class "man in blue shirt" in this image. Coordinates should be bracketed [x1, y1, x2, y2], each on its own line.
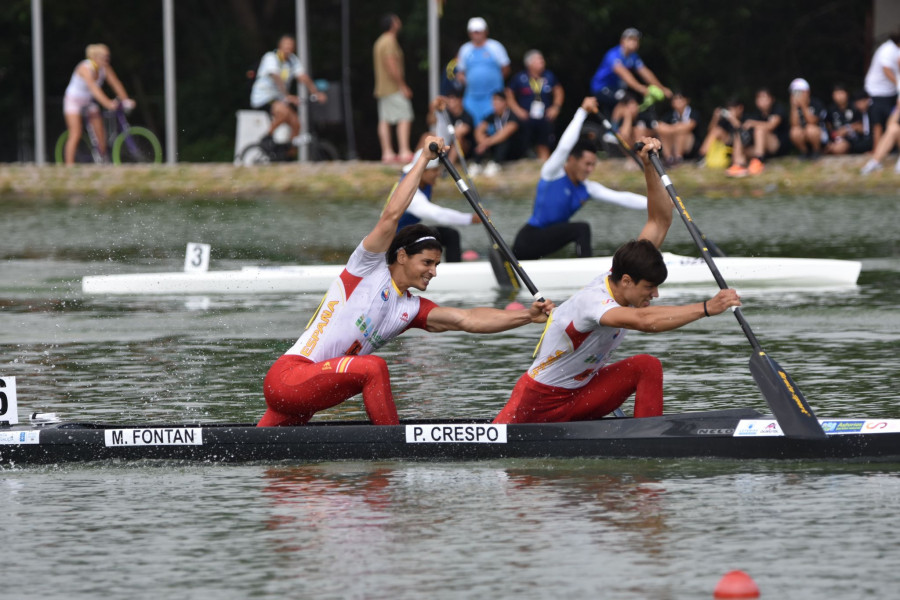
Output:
[512, 97, 646, 260]
[590, 28, 671, 121]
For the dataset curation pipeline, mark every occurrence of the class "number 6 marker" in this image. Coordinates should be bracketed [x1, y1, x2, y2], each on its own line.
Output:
[0, 377, 19, 425]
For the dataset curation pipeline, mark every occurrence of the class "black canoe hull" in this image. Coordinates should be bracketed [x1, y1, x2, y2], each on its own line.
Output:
[3, 409, 900, 465]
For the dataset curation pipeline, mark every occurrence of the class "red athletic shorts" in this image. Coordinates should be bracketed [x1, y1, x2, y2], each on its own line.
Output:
[493, 354, 663, 423]
[257, 353, 397, 427]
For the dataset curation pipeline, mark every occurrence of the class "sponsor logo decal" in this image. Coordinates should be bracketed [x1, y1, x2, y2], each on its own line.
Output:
[734, 419, 900, 437]
[104, 428, 203, 447]
[406, 424, 507, 444]
[380, 289, 390, 301]
[0, 431, 40, 445]
[733, 420, 783, 437]
[696, 428, 735, 435]
[400, 311, 409, 322]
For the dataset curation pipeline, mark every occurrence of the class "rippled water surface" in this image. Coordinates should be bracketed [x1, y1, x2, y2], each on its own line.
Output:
[2, 191, 899, 599]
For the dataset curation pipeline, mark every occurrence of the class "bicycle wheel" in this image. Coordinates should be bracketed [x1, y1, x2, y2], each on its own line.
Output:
[112, 127, 163, 164]
[54, 131, 96, 164]
[239, 143, 273, 165]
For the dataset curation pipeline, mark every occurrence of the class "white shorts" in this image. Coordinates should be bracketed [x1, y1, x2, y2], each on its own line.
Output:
[63, 95, 99, 116]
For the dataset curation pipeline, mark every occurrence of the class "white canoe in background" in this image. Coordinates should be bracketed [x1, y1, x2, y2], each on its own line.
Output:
[81, 253, 862, 296]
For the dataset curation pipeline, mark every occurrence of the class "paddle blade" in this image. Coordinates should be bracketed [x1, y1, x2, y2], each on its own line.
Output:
[748, 351, 826, 439]
[487, 247, 520, 291]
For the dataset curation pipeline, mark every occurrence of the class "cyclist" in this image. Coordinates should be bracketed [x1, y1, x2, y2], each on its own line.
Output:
[62, 44, 134, 165]
[250, 35, 327, 151]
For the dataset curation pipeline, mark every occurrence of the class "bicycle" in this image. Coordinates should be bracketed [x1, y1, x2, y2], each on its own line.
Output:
[55, 104, 163, 164]
[238, 94, 340, 164]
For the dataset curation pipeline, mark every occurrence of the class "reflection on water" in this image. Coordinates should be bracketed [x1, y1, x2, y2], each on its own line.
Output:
[1, 193, 899, 599]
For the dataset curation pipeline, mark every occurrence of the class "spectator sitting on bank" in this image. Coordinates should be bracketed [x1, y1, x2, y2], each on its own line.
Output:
[589, 28, 671, 125]
[852, 90, 874, 152]
[610, 90, 657, 149]
[697, 97, 744, 171]
[425, 91, 475, 165]
[824, 84, 869, 155]
[729, 87, 789, 176]
[471, 92, 521, 177]
[506, 49, 565, 160]
[655, 91, 700, 166]
[788, 78, 828, 159]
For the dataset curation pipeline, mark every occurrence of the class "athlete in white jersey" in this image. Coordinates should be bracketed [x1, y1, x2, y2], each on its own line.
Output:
[258, 136, 554, 427]
[495, 137, 741, 424]
[62, 43, 134, 165]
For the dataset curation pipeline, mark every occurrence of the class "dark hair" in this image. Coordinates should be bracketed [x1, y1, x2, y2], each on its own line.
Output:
[569, 137, 597, 160]
[387, 224, 443, 265]
[610, 239, 668, 285]
[492, 90, 507, 100]
[832, 82, 848, 93]
[724, 96, 743, 108]
[380, 14, 398, 32]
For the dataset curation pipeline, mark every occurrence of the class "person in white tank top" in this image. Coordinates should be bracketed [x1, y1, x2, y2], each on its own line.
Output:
[62, 43, 134, 165]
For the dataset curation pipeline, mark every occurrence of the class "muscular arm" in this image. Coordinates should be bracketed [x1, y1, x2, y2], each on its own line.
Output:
[634, 138, 673, 248]
[423, 299, 553, 333]
[364, 137, 446, 253]
[600, 289, 741, 332]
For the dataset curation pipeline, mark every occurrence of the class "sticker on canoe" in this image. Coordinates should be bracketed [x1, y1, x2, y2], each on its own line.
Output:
[734, 419, 900, 437]
[0, 431, 40, 445]
[406, 424, 507, 444]
[104, 428, 203, 447]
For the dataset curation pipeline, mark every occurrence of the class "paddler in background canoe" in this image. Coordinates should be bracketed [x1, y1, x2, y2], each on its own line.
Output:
[258, 136, 554, 427]
[394, 149, 485, 262]
[511, 96, 647, 260]
[494, 137, 741, 424]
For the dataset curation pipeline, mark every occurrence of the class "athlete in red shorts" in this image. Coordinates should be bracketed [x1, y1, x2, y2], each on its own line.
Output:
[258, 136, 554, 427]
[494, 137, 741, 424]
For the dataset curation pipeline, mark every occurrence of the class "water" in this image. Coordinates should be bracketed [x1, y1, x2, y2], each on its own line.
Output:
[2, 191, 899, 599]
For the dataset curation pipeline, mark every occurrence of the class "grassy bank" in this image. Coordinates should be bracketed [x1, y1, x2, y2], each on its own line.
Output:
[1, 155, 897, 201]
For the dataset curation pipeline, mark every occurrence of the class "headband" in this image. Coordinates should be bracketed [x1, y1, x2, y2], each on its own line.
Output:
[403, 236, 437, 249]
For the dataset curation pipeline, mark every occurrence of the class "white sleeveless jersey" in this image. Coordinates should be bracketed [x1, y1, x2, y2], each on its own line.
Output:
[65, 60, 105, 100]
[285, 242, 435, 360]
[527, 272, 627, 389]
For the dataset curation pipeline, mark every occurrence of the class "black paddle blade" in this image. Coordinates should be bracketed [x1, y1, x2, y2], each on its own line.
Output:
[748, 351, 826, 439]
[487, 247, 520, 291]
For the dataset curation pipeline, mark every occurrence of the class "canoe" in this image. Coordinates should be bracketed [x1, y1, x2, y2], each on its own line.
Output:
[81, 253, 862, 295]
[3, 409, 899, 465]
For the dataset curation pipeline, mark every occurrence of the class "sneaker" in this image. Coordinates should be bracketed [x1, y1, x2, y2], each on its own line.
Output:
[725, 164, 748, 178]
[260, 134, 276, 152]
[748, 158, 765, 175]
[860, 159, 882, 175]
[602, 132, 618, 145]
[483, 161, 501, 177]
[895, 159, 900, 174]
[467, 162, 483, 177]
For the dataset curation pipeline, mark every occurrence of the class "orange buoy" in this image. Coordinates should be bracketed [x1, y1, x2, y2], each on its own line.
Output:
[461, 250, 480, 261]
[713, 570, 760, 598]
[504, 302, 526, 311]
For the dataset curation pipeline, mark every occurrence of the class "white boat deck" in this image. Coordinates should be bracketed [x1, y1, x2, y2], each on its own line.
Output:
[81, 253, 862, 296]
